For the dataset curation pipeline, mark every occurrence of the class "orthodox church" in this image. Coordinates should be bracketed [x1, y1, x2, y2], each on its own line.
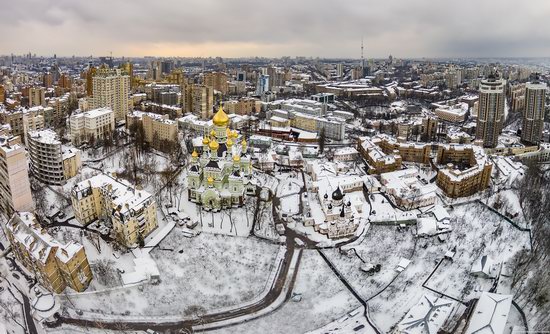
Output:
[315, 186, 361, 239]
[187, 105, 253, 211]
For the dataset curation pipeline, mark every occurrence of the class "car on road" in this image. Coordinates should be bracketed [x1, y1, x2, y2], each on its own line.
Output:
[276, 224, 285, 235]
[12, 273, 20, 279]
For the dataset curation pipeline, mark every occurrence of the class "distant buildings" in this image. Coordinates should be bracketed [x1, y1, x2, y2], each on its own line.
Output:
[69, 107, 115, 146]
[91, 68, 130, 122]
[256, 74, 269, 95]
[476, 76, 505, 148]
[5, 212, 93, 293]
[27, 129, 82, 185]
[521, 80, 547, 145]
[0, 135, 33, 216]
[71, 174, 158, 247]
[223, 97, 260, 115]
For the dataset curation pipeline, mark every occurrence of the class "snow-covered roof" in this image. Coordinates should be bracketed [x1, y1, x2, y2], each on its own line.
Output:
[6, 212, 83, 265]
[73, 174, 153, 216]
[398, 294, 456, 334]
[465, 292, 512, 334]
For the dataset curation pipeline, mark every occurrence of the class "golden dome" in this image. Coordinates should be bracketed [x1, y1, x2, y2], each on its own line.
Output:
[210, 129, 216, 137]
[212, 105, 229, 127]
[207, 176, 214, 184]
[233, 155, 241, 162]
[232, 130, 238, 138]
[241, 137, 247, 146]
[209, 139, 219, 151]
[202, 137, 210, 145]
[191, 150, 198, 158]
[227, 138, 234, 147]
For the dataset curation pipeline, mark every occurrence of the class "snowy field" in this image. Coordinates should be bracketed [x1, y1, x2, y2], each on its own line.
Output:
[60, 230, 279, 318]
[211, 250, 361, 334]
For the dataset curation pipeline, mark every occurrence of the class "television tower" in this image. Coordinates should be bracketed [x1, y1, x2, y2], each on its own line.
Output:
[361, 37, 364, 70]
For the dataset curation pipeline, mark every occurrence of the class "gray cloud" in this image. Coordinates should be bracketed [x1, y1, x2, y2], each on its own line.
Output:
[1, 0, 549, 58]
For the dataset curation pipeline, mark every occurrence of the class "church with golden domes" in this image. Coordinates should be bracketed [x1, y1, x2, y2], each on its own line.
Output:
[187, 105, 253, 211]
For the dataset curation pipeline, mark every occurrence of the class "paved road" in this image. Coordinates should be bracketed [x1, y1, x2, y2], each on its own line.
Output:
[14, 285, 39, 334]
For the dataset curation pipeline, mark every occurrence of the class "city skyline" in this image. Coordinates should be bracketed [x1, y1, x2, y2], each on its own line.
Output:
[2, 0, 550, 58]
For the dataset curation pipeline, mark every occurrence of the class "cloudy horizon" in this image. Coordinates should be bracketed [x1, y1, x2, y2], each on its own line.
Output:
[1, 0, 550, 59]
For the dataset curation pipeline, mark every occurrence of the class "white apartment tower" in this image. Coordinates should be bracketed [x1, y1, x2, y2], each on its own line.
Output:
[0, 136, 33, 216]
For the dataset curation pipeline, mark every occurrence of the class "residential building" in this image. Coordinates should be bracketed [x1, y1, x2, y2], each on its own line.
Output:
[223, 97, 259, 115]
[126, 111, 178, 149]
[0, 136, 33, 216]
[4, 212, 93, 293]
[203, 72, 229, 95]
[71, 174, 158, 247]
[28, 87, 46, 107]
[182, 84, 214, 119]
[27, 129, 82, 185]
[509, 83, 526, 112]
[91, 68, 130, 121]
[476, 76, 505, 148]
[256, 74, 269, 95]
[435, 145, 492, 198]
[69, 107, 115, 145]
[521, 80, 547, 145]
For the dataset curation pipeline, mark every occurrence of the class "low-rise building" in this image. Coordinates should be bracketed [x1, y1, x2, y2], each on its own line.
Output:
[71, 174, 158, 247]
[433, 101, 469, 123]
[4, 212, 93, 293]
[380, 168, 437, 209]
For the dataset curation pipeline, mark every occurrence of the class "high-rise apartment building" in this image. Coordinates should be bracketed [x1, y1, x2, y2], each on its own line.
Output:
[521, 80, 547, 145]
[203, 72, 229, 95]
[29, 86, 46, 107]
[91, 68, 130, 122]
[476, 76, 505, 148]
[0, 135, 33, 216]
[183, 84, 214, 119]
[256, 74, 269, 95]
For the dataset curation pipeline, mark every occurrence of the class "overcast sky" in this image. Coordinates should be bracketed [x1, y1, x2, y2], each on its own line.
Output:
[1, 0, 549, 58]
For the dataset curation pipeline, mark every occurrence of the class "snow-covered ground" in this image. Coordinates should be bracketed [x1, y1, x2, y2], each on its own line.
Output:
[322, 201, 530, 332]
[210, 250, 361, 334]
[59, 230, 279, 318]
